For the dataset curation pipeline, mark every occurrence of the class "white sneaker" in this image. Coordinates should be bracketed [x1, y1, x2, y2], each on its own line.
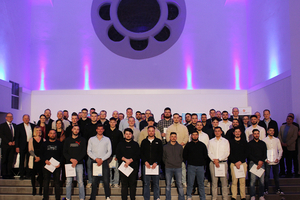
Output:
[114, 184, 120, 188]
[182, 183, 187, 187]
[86, 183, 92, 188]
[106, 197, 111, 200]
[250, 196, 256, 200]
[99, 183, 104, 188]
[187, 198, 192, 200]
[259, 196, 265, 200]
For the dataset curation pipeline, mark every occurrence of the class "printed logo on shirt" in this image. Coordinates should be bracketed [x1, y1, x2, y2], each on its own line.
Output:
[126, 146, 131, 149]
[70, 143, 79, 147]
[47, 145, 58, 151]
[76, 141, 81, 145]
[155, 142, 158, 144]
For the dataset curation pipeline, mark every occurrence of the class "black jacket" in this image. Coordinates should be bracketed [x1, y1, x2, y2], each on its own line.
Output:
[140, 137, 163, 165]
[229, 138, 248, 163]
[0, 122, 17, 149]
[258, 118, 279, 137]
[40, 140, 63, 164]
[248, 139, 267, 164]
[63, 136, 86, 164]
[183, 140, 207, 166]
[116, 140, 140, 169]
[16, 122, 35, 150]
[104, 127, 124, 156]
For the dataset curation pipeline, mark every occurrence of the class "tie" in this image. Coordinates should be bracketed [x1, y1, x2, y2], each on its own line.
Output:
[9, 123, 13, 137]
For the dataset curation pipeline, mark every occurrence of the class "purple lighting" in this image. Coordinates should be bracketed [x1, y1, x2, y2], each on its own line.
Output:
[39, 67, 45, 90]
[234, 61, 241, 90]
[31, 0, 53, 6]
[186, 65, 193, 90]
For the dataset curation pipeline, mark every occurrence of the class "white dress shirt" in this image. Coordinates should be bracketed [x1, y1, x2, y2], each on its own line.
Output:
[208, 137, 230, 161]
[24, 123, 33, 142]
[263, 136, 283, 165]
[245, 125, 266, 142]
[219, 120, 232, 134]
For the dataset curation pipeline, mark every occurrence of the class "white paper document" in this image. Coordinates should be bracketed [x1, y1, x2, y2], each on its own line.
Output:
[163, 128, 168, 133]
[249, 164, 265, 178]
[93, 163, 103, 176]
[118, 162, 134, 177]
[44, 157, 60, 173]
[214, 163, 225, 177]
[145, 165, 159, 175]
[109, 157, 117, 169]
[28, 156, 34, 169]
[233, 166, 245, 179]
[267, 149, 278, 163]
[65, 164, 76, 177]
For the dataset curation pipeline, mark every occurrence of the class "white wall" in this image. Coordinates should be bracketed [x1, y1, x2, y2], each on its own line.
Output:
[0, 79, 32, 124]
[248, 71, 292, 125]
[31, 89, 248, 122]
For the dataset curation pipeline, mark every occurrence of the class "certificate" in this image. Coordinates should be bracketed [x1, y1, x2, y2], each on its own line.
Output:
[233, 166, 245, 179]
[109, 157, 117, 169]
[163, 128, 167, 133]
[28, 156, 34, 169]
[214, 163, 225, 177]
[267, 149, 278, 163]
[65, 164, 76, 177]
[44, 157, 60, 173]
[93, 163, 103, 176]
[118, 162, 134, 177]
[249, 164, 265, 178]
[145, 165, 159, 175]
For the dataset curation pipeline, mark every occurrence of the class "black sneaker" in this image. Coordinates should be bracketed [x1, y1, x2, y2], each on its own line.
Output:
[277, 189, 284, 195]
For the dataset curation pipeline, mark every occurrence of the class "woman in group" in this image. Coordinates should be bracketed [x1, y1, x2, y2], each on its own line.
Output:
[28, 126, 45, 195]
[55, 119, 65, 142]
[37, 114, 48, 139]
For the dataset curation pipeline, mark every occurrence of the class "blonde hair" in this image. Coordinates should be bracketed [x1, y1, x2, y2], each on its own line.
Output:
[33, 126, 42, 137]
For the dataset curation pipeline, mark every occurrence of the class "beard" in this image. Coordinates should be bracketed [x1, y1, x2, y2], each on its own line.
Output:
[192, 138, 198, 142]
[164, 115, 171, 119]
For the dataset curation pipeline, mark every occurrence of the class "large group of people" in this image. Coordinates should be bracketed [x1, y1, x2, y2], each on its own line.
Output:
[0, 106, 299, 200]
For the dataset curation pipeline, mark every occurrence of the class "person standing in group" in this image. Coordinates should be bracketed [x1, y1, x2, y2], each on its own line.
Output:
[88, 124, 112, 200]
[116, 128, 140, 200]
[63, 125, 86, 200]
[140, 126, 163, 200]
[163, 132, 184, 200]
[184, 130, 207, 200]
[28, 126, 45, 196]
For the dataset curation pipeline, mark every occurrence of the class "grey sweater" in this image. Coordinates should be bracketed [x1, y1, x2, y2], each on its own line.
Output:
[163, 141, 183, 168]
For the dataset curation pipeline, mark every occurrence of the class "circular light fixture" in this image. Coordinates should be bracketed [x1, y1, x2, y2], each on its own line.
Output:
[91, 0, 186, 59]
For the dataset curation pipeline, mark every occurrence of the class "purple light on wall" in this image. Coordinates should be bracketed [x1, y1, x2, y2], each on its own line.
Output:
[31, 0, 53, 6]
[234, 61, 241, 90]
[224, 0, 245, 5]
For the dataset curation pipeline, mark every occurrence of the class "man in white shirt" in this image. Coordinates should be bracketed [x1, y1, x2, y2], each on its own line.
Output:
[245, 115, 266, 142]
[190, 121, 209, 147]
[208, 127, 230, 200]
[263, 127, 283, 195]
[219, 111, 232, 134]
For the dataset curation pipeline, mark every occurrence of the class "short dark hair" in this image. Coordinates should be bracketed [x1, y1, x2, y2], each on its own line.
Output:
[136, 111, 141, 114]
[91, 112, 98, 115]
[214, 126, 222, 131]
[170, 132, 177, 136]
[109, 117, 116, 121]
[232, 119, 240, 124]
[191, 130, 199, 134]
[173, 113, 180, 117]
[234, 127, 241, 132]
[267, 127, 274, 131]
[71, 112, 78, 117]
[250, 115, 257, 119]
[96, 124, 104, 129]
[185, 113, 191, 117]
[63, 110, 68, 113]
[222, 111, 228, 114]
[81, 108, 88, 112]
[252, 129, 260, 133]
[44, 108, 51, 112]
[191, 113, 198, 117]
[164, 107, 171, 112]
[72, 124, 80, 129]
[148, 125, 155, 130]
[124, 128, 133, 134]
[201, 113, 207, 116]
[90, 108, 96, 111]
[39, 114, 46, 118]
[100, 110, 107, 114]
[209, 109, 216, 113]
[126, 107, 133, 111]
[212, 117, 219, 122]
[263, 109, 270, 114]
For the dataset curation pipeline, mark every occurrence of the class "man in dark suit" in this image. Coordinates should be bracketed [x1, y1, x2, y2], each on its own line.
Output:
[0, 113, 17, 179]
[16, 114, 35, 179]
[258, 109, 279, 137]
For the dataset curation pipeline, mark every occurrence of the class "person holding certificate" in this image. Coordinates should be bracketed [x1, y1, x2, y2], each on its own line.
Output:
[163, 132, 184, 200]
[183, 130, 208, 200]
[140, 125, 163, 200]
[116, 128, 140, 200]
[248, 129, 267, 200]
[263, 127, 283, 195]
[40, 129, 63, 200]
[63, 125, 86, 200]
[87, 124, 112, 200]
[208, 126, 230, 200]
[228, 128, 248, 200]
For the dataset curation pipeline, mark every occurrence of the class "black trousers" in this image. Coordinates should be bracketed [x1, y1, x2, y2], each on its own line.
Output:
[31, 161, 43, 189]
[1, 146, 15, 177]
[90, 160, 111, 199]
[43, 168, 60, 200]
[120, 169, 138, 200]
[19, 145, 30, 177]
[280, 147, 298, 174]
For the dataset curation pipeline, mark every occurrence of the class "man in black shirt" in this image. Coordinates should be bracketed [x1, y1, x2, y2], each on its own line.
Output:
[187, 114, 198, 135]
[78, 108, 91, 134]
[40, 130, 62, 200]
[63, 125, 86, 200]
[183, 130, 207, 200]
[248, 129, 267, 200]
[65, 112, 80, 138]
[229, 128, 248, 200]
[98, 110, 110, 128]
[226, 119, 246, 141]
[258, 109, 279, 137]
[104, 117, 124, 187]
[116, 128, 140, 200]
[140, 126, 163, 200]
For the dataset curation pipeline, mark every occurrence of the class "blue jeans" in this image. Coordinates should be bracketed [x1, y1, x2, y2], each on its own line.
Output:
[187, 165, 206, 200]
[87, 157, 93, 184]
[90, 160, 111, 199]
[110, 162, 119, 185]
[66, 164, 85, 200]
[143, 165, 160, 200]
[265, 163, 280, 190]
[165, 168, 184, 200]
[249, 161, 265, 197]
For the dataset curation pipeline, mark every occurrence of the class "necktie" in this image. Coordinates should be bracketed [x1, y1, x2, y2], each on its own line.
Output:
[9, 123, 13, 137]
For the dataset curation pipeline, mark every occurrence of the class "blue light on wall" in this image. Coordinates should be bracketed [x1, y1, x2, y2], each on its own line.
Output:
[84, 65, 90, 90]
[186, 65, 193, 90]
[269, 56, 279, 79]
[235, 63, 241, 90]
[39, 68, 45, 90]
